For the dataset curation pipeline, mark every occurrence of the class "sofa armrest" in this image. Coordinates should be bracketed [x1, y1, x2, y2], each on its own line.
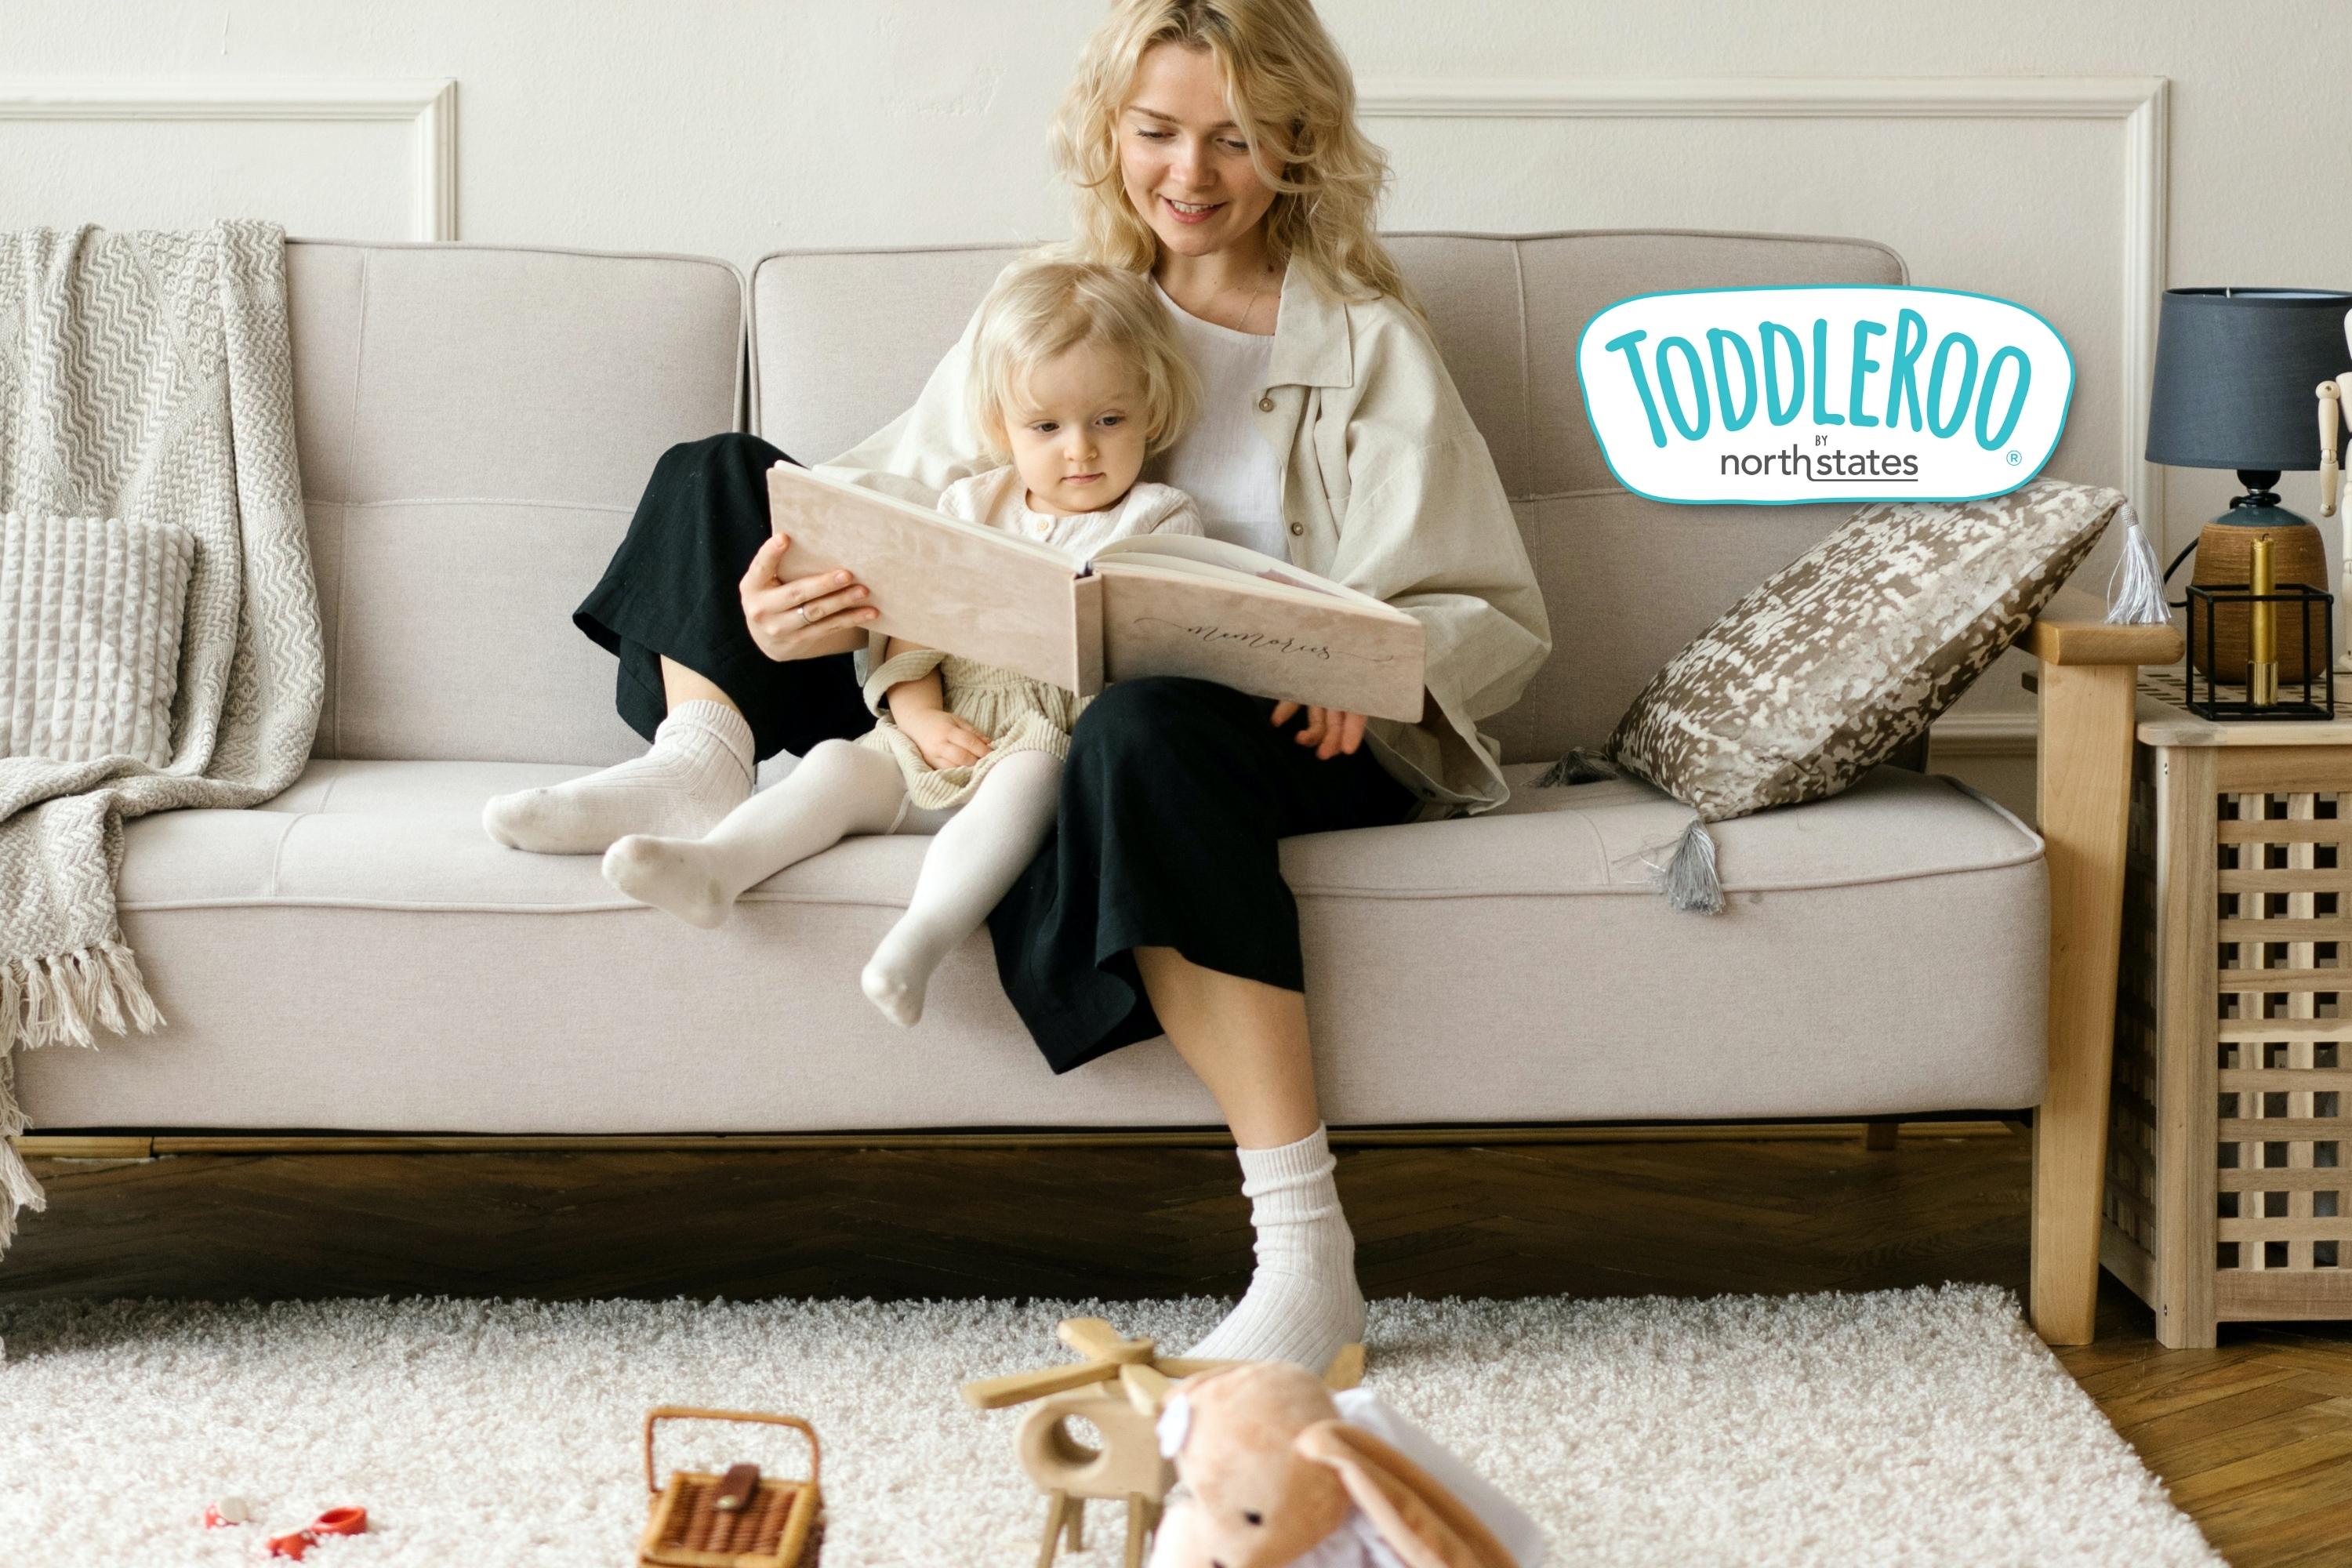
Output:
[2027, 590, 2179, 1345]
[2027, 586, 2184, 668]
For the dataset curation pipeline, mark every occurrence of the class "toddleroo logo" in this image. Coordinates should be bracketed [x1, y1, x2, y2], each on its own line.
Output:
[1577, 285, 2074, 505]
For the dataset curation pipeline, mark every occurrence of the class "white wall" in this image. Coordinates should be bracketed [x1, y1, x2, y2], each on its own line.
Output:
[6, 0, 2348, 815]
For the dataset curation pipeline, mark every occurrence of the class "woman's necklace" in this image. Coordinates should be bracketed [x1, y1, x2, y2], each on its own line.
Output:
[1210, 267, 1280, 335]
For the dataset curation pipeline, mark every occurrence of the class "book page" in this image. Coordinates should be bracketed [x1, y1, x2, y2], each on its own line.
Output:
[1094, 560, 1425, 721]
[1089, 532, 1399, 612]
[1098, 550, 1380, 609]
[765, 464, 1088, 691]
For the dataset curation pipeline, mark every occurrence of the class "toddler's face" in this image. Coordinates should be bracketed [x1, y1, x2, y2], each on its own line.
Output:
[1000, 340, 1152, 517]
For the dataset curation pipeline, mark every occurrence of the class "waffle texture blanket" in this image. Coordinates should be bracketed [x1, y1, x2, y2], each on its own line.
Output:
[0, 223, 322, 1254]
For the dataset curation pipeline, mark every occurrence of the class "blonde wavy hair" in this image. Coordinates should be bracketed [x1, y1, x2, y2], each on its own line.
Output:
[967, 252, 1201, 461]
[1051, 0, 1423, 318]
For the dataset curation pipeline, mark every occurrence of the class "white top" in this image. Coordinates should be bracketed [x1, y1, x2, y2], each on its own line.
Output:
[1148, 279, 1290, 562]
[937, 463, 1203, 554]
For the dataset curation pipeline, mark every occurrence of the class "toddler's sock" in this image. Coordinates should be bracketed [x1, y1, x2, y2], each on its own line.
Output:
[483, 700, 753, 855]
[862, 750, 1062, 1025]
[1185, 1125, 1367, 1370]
[604, 738, 907, 927]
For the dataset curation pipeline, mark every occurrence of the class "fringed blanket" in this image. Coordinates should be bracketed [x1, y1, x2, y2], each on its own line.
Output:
[0, 223, 323, 1254]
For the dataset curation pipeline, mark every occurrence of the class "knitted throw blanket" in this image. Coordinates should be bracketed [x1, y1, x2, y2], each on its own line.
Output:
[0, 223, 323, 1254]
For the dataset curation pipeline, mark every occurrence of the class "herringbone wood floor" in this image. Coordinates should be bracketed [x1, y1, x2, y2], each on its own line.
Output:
[10, 1130, 2351, 1564]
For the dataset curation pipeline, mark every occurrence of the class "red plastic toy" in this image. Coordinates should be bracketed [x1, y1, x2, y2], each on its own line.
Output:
[264, 1507, 368, 1558]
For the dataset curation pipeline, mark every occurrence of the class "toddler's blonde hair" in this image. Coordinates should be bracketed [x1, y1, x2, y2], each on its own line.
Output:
[968, 254, 1200, 461]
[1051, 0, 1423, 319]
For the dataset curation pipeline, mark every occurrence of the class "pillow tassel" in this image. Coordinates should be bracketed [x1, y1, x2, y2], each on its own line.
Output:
[2104, 512, 2172, 626]
[1530, 748, 1617, 788]
[1650, 818, 1725, 915]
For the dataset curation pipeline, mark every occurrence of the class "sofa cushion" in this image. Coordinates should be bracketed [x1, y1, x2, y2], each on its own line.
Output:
[15, 760, 2045, 1134]
[0, 513, 194, 767]
[1607, 480, 2125, 822]
[285, 241, 745, 767]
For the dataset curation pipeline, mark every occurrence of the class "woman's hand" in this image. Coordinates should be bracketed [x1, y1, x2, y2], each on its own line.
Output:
[1271, 702, 1367, 760]
[895, 704, 995, 771]
[739, 532, 880, 660]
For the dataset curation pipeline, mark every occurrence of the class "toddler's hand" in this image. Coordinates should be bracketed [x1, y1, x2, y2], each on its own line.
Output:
[896, 706, 994, 770]
[1271, 702, 1367, 760]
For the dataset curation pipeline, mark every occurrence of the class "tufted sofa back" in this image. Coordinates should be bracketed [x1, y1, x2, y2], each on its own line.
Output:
[281, 231, 1904, 764]
[285, 240, 744, 763]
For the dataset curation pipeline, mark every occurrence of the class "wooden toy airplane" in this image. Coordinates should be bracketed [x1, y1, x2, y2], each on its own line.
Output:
[960, 1318, 1363, 1568]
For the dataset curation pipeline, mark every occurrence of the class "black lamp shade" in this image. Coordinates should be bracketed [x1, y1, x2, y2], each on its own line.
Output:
[2146, 288, 2352, 470]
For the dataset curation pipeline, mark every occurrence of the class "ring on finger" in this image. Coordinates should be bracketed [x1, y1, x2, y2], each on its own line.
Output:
[797, 604, 816, 626]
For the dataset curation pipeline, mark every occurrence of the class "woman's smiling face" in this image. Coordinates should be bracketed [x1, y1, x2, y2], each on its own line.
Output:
[1117, 42, 1279, 261]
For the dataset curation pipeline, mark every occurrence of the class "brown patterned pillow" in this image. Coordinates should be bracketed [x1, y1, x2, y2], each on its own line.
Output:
[1593, 478, 2125, 907]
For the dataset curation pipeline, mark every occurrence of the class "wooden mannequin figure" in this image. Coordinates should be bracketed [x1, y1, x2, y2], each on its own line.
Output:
[2314, 306, 2352, 672]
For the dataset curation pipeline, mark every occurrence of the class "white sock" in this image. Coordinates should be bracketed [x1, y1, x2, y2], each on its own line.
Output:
[603, 738, 906, 927]
[483, 700, 755, 855]
[862, 750, 1062, 1026]
[1185, 1125, 1366, 1370]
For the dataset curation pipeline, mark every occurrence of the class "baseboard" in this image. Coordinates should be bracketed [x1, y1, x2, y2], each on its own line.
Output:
[17, 1120, 2019, 1159]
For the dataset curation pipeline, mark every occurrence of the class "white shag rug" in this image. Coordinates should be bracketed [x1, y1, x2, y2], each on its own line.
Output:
[0, 1284, 2218, 1567]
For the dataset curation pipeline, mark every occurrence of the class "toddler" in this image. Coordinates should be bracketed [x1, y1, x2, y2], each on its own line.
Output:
[601, 256, 1203, 1025]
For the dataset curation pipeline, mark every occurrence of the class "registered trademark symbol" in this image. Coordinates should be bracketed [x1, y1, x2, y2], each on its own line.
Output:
[2006, 450, 2021, 465]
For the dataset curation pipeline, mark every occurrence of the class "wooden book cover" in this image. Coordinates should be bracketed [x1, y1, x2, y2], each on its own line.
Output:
[766, 463, 1424, 720]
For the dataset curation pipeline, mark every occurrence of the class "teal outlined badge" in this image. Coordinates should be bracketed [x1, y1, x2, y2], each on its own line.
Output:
[1576, 285, 2074, 506]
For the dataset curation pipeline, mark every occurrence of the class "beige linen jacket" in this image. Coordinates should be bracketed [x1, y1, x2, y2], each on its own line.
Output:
[815, 262, 1552, 815]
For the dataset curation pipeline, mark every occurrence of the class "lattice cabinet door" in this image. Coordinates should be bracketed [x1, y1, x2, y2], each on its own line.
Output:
[2105, 732, 2352, 1348]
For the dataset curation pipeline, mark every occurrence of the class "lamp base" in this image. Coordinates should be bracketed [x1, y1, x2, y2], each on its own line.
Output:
[2188, 495, 2328, 683]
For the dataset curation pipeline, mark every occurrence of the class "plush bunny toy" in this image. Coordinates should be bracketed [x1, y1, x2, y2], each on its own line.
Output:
[1149, 1361, 1547, 1568]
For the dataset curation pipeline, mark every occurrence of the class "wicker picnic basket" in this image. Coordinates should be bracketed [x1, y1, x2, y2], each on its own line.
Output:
[638, 1407, 824, 1568]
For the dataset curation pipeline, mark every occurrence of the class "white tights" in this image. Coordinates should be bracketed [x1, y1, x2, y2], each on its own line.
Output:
[602, 739, 1063, 1026]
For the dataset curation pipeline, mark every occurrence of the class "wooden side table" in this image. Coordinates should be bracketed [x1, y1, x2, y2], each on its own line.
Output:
[2104, 668, 2352, 1347]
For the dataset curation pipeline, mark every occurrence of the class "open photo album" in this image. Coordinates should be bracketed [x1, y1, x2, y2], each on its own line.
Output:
[767, 463, 1427, 721]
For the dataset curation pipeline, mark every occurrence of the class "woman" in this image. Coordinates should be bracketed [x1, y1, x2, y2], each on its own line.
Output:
[484, 0, 1549, 1371]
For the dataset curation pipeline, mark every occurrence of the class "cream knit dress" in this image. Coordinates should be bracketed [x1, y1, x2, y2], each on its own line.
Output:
[855, 465, 1203, 810]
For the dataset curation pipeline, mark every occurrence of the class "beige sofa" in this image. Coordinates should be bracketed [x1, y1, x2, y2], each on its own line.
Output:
[13, 230, 2174, 1343]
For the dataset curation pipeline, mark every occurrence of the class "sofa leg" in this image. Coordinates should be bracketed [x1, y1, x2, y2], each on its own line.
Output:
[2030, 660, 2137, 1346]
[1862, 1120, 1899, 1151]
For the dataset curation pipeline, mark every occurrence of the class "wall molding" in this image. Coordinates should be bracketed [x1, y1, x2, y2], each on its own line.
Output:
[1356, 75, 2170, 531]
[0, 78, 458, 241]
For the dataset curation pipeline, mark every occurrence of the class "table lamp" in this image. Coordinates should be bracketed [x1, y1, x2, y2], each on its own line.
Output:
[2147, 286, 2352, 683]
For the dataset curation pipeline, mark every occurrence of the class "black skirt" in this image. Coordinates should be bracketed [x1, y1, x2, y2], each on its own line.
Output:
[986, 676, 1420, 1073]
[579, 434, 1424, 1074]
[574, 432, 872, 760]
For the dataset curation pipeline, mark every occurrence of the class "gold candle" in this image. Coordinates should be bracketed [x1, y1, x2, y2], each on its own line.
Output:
[2249, 534, 2278, 705]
